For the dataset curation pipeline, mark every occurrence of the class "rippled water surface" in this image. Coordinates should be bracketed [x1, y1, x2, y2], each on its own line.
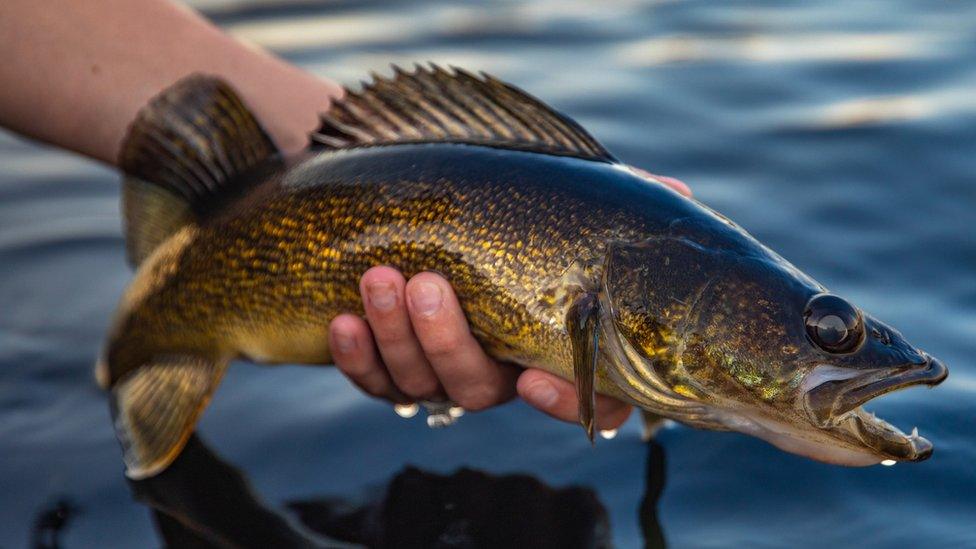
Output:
[2, 1, 975, 546]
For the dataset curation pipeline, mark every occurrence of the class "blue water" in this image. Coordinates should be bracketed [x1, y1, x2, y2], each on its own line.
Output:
[2, 0, 974, 546]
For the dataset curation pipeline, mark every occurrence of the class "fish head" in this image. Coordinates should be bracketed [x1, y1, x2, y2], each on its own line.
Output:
[601, 235, 947, 465]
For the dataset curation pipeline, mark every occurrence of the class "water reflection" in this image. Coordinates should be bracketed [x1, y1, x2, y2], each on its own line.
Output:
[122, 436, 668, 548]
[30, 499, 79, 549]
[614, 32, 946, 67]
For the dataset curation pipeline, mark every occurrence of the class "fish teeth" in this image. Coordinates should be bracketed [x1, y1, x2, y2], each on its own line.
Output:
[911, 426, 919, 439]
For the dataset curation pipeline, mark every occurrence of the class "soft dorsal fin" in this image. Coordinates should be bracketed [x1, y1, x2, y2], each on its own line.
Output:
[312, 64, 618, 162]
[118, 74, 279, 266]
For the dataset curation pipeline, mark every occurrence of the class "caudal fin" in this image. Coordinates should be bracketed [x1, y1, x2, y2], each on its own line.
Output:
[110, 355, 228, 479]
[118, 74, 280, 267]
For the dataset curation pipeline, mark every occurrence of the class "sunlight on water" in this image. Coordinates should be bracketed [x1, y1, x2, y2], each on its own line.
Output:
[229, 13, 428, 51]
[304, 53, 517, 86]
[789, 87, 976, 129]
[616, 32, 947, 67]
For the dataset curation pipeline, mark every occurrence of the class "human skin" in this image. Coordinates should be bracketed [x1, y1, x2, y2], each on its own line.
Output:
[0, 0, 691, 431]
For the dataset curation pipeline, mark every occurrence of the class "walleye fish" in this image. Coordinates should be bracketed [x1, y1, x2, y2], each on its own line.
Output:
[99, 65, 947, 479]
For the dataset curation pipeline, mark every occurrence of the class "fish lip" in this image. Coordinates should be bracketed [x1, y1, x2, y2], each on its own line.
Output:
[838, 355, 949, 413]
[805, 355, 948, 425]
[844, 408, 935, 462]
[835, 355, 947, 416]
[804, 355, 947, 462]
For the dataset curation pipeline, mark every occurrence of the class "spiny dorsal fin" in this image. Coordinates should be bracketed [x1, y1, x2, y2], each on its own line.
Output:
[312, 64, 617, 162]
[118, 74, 279, 266]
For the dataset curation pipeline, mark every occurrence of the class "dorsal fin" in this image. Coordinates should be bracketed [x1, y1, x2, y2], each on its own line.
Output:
[117, 75, 280, 266]
[311, 64, 617, 162]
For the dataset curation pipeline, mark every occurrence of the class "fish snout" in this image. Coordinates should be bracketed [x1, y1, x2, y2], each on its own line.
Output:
[798, 354, 947, 463]
[917, 353, 949, 386]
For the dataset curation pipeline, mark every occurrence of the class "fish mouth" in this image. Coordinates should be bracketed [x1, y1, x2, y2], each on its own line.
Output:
[803, 355, 948, 462]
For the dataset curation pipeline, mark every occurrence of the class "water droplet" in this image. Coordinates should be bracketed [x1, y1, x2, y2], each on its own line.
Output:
[599, 428, 618, 440]
[394, 403, 419, 418]
[427, 413, 452, 428]
[881, 459, 897, 467]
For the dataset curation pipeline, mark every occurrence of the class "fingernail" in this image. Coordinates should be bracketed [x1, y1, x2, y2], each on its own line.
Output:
[630, 167, 691, 197]
[367, 281, 397, 311]
[526, 380, 559, 408]
[333, 331, 357, 354]
[410, 281, 442, 317]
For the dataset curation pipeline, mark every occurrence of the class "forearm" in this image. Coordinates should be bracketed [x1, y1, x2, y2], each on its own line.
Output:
[0, 0, 342, 164]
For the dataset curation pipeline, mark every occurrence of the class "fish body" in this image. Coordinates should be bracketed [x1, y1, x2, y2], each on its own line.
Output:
[101, 67, 946, 479]
[109, 144, 712, 397]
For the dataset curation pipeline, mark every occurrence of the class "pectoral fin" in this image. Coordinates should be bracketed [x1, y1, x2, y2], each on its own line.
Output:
[567, 293, 600, 443]
[640, 410, 667, 441]
[111, 355, 228, 480]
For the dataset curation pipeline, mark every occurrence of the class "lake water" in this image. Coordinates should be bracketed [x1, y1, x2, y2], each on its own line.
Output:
[2, 0, 974, 547]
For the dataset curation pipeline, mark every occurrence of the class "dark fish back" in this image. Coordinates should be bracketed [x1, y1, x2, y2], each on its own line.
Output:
[155, 144, 693, 366]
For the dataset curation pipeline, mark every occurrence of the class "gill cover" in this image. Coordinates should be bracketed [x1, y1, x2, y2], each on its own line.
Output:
[599, 237, 730, 428]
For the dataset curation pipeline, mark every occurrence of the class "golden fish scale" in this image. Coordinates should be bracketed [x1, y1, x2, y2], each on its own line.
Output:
[107, 152, 656, 394]
[110, 147, 658, 400]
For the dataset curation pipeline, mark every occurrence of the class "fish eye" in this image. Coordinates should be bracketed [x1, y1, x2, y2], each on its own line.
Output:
[804, 294, 864, 353]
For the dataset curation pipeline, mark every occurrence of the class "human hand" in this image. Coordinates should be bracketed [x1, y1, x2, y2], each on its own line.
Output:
[328, 170, 691, 431]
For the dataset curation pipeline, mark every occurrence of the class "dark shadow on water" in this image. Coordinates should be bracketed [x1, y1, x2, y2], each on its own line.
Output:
[30, 499, 79, 549]
[640, 440, 667, 549]
[128, 436, 334, 548]
[94, 435, 669, 548]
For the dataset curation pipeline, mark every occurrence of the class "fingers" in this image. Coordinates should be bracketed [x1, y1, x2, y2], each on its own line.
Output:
[359, 266, 442, 400]
[517, 369, 633, 431]
[337, 269, 632, 434]
[630, 166, 692, 198]
[329, 313, 407, 403]
[404, 272, 520, 411]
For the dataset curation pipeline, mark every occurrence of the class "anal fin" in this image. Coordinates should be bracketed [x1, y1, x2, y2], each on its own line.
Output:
[640, 410, 667, 441]
[111, 355, 228, 479]
[567, 293, 600, 443]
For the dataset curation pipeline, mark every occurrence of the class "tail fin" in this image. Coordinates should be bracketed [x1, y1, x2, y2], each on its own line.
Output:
[118, 74, 280, 267]
[111, 354, 228, 479]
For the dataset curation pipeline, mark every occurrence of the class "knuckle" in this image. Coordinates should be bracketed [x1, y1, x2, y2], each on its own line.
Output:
[396, 376, 440, 400]
[422, 333, 463, 359]
[456, 388, 497, 412]
[362, 384, 390, 400]
[357, 373, 393, 400]
[338, 359, 371, 379]
[372, 327, 408, 348]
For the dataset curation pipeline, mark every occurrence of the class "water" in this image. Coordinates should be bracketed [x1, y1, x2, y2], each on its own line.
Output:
[2, 0, 974, 546]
